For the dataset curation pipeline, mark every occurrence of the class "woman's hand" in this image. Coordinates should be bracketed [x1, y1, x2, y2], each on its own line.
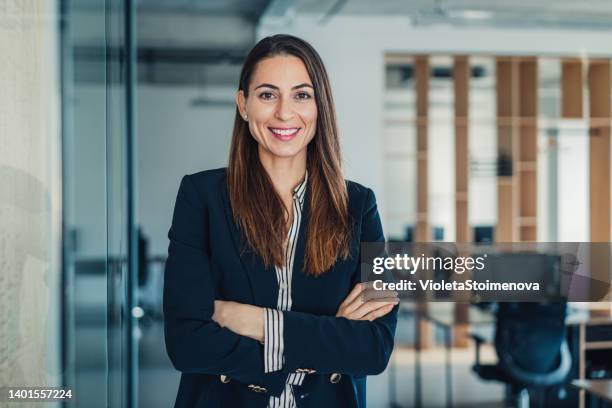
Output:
[336, 282, 399, 321]
[212, 300, 265, 342]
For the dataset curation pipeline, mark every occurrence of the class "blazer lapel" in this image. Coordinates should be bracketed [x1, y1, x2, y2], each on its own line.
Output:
[220, 183, 278, 308]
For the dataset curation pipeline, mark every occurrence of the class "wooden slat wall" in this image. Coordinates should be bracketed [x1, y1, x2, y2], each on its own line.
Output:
[496, 57, 520, 242]
[518, 58, 538, 241]
[562, 59, 583, 118]
[415, 56, 430, 242]
[588, 60, 611, 243]
[454, 56, 470, 243]
[402, 53, 612, 359]
[414, 56, 431, 349]
[453, 56, 470, 347]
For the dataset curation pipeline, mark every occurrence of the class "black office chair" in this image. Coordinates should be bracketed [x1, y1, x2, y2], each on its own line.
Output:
[472, 302, 572, 408]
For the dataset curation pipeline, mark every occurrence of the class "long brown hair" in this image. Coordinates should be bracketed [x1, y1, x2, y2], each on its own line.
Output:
[227, 34, 350, 276]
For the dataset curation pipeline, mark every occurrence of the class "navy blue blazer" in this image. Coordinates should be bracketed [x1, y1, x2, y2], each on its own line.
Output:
[163, 168, 398, 408]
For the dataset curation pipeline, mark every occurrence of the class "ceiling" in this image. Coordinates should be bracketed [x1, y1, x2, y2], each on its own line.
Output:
[135, 0, 270, 18]
[298, 0, 612, 15]
[72, 0, 612, 85]
[74, 0, 612, 30]
[269, 0, 612, 30]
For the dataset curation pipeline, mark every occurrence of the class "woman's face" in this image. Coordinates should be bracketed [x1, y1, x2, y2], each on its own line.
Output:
[237, 55, 317, 161]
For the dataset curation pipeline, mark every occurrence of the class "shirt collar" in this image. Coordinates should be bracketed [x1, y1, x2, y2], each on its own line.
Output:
[292, 170, 308, 205]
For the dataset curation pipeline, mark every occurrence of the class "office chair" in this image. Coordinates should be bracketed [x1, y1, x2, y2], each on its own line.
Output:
[472, 303, 572, 408]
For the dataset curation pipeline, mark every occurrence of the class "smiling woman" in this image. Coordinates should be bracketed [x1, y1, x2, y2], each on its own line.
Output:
[163, 34, 399, 408]
[237, 56, 317, 156]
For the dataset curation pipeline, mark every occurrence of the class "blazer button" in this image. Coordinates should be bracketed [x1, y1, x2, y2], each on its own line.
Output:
[330, 373, 342, 384]
[247, 384, 268, 393]
[220, 375, 231, 383]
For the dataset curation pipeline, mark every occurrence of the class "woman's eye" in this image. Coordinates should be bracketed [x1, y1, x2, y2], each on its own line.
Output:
[295, 92, 312, 100]
[259, 92, 275, 100]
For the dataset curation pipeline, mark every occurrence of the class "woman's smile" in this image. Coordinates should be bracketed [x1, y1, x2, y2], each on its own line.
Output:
[269, 126, 301, 141]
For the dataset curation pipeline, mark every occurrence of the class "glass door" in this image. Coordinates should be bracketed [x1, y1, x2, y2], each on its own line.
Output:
[61, 0, 137, 406]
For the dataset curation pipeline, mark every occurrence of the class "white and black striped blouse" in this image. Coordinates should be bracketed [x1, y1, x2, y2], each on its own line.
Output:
[264, 171, 308, 408]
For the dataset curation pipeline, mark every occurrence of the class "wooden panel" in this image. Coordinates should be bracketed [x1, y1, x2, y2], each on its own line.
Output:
[454, 56, 470, 243]
[519, 58, 538, 118]
[588, 60, 611, 242]
[414, 56, 431, 349]
[415, 56, 430, 242]
[497, 181, 515, 242]
[520, 226, 537, 242]
[520, 124, 538, 162]
[590, 61, 611, 119]
[590, 125, 611, 241]
[454, 56, 469, 119]
[455, 125, 469, 196]
[416, 155, 428, 218]
[454, 56, 471, 347]
[415, 56, 429, 118]
[520, 170, 537, 218]
[518, 58, 538, 241]
[496, 58, 515, 118]
[416, 124, 428, 152]
[496, 56, 523, 243]
[562, 59, 583, 118]
[455, 199, 470, 244]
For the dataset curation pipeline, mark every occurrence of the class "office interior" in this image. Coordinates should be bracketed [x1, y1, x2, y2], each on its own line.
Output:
[3, 0, 612, 407]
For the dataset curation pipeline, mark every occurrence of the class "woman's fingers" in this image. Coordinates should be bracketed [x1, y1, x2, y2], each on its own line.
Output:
[361, 303, 396, 321]
[339, 282, 365, 308]
[362, 288, 398, 301]
[337, 282, 399, 319]
[348, 297, 399, 320]
[344, 287, 397, 314]
[336, 282, 399, 320]
[336, 283, 367, 317]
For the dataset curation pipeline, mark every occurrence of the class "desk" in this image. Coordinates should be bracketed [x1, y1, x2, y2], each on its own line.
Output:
[572, 379, 612, 407]
[566, 308, 612, 408]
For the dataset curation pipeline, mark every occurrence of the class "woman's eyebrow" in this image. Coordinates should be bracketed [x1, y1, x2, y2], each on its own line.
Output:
[253, 83, 314, 91]
[291, 83, 314, 90]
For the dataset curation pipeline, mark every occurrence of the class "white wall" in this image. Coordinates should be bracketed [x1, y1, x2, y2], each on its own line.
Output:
[138, 85, 236, 255]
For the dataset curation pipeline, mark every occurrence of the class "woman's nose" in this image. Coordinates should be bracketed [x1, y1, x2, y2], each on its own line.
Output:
[274, 97, 294, 121]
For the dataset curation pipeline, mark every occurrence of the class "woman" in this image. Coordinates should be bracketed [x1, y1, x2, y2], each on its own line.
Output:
[164, 34, 398, 408]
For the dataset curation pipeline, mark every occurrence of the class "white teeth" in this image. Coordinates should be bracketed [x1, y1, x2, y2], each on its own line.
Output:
[270, 128, 298, 136]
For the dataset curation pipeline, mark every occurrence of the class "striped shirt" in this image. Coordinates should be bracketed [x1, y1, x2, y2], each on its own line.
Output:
[264, 171, 308, 408]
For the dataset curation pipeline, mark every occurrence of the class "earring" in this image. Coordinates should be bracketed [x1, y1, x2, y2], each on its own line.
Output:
[244, 114, 248, 120]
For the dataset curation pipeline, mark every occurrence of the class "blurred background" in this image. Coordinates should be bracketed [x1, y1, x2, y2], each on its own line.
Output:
[3, 0, 612, 407]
